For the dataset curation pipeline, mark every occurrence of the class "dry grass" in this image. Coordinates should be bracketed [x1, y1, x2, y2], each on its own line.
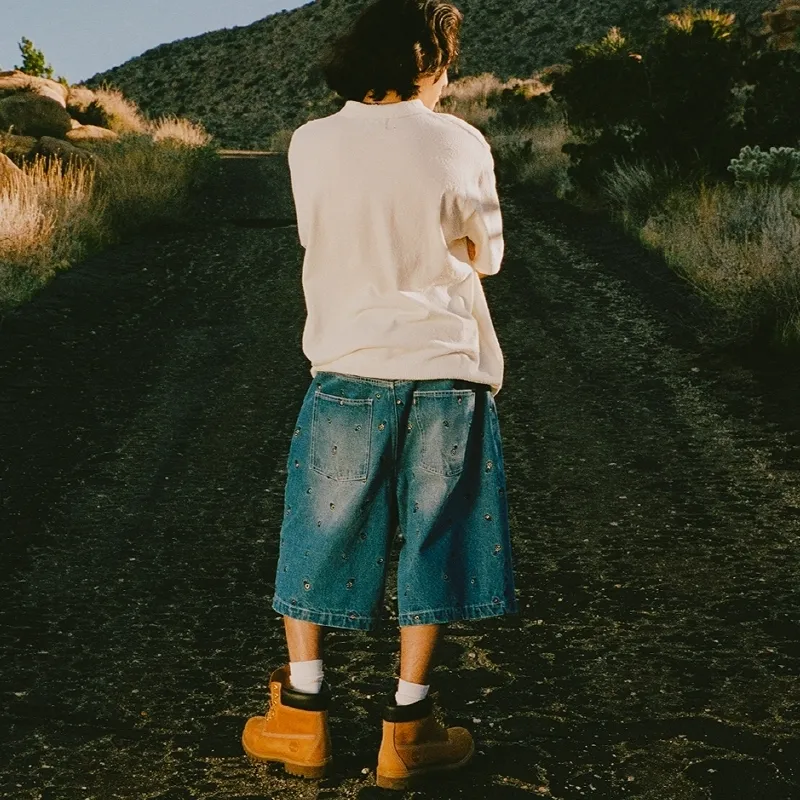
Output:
[640, 179, 800, 343]
[440, 72, 503, 130]
[66, 85, 100, 114]
[92, 134, 211, 231]
[1, 117, 218, 311]
[149, 114, 213, 147]
[90, 85, 149, 133]
[0, 156, 104, 307]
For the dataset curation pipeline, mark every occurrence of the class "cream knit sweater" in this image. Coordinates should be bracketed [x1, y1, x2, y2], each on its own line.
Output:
[288, 97, 505, 397]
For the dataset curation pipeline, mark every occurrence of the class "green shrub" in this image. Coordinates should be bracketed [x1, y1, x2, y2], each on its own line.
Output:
[600, 158, 682, 227]
[728, 145, 800, 187]
[743, 49, 800, 147]
[551, 9, 748, 190]
[67, 98, 112, 129]
[15, 36, 54, 79]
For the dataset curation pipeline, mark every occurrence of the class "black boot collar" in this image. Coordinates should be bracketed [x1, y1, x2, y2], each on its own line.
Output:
[280, 680, 331, 712]
[382, 694, 434, 722]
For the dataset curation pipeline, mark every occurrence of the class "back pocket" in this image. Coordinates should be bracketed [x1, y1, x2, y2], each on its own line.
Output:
[310, 390, 373, 481]
[412, 389, 476, 477]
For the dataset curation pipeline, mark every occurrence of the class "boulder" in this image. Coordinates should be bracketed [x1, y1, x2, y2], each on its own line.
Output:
[0, 70, 68, 108]
[0, 132, 38, 165]
[0, 93, 73, 139]
[36, 136, 97, 169]
[66, 124, 119, 143]
[70, 118, 82, 129]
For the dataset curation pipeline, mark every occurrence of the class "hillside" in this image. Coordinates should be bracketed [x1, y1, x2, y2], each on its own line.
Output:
[84, 0, 775, 150]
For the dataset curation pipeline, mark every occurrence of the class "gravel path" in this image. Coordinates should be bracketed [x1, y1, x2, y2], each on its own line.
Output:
[1, 156, 799, 800]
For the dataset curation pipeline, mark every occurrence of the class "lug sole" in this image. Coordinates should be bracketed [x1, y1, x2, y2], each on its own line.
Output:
[376, 739, 476, 791]
[242, 737, 331, 779]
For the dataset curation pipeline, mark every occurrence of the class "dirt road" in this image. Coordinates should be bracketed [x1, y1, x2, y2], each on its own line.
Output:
[1, 155, 799, 799]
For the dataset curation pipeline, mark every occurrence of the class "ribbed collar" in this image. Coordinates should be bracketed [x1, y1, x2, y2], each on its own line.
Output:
[338, 98, 430, 118]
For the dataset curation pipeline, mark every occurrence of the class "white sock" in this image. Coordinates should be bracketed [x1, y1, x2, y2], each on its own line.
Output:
[289, 659, 324, 695]
[395, 678, 430, 706]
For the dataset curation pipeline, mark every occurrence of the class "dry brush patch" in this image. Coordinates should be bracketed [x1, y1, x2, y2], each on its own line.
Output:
[0, 130, 218, 312]
[440, 72, 573, 195]
[638, 179, 800, 343]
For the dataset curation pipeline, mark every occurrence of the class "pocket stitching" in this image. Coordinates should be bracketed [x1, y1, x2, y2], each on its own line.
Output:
[310, 390, 373, 482]
[412, 389, 474, 478]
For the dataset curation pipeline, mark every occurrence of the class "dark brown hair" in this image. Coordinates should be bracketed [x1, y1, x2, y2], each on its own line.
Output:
[319, 0, 463, 103]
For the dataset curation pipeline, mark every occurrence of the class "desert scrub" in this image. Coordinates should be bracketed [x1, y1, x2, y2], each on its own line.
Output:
[599, 158, 684, 229]
[0, 156, 104, 309]
[0, 132, 219, 312]
[439, 72, 572, 195]
[87, 133, 218, 234]
[148, 114, 212, 147]
[640, 179, 800, 345]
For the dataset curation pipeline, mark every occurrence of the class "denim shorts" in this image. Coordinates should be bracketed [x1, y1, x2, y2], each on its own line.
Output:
[272, 371, 518, 630]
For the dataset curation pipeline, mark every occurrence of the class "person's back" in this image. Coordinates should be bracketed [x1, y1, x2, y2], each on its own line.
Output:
[242, 0, 518, 791]
[289, 94, 505, 396]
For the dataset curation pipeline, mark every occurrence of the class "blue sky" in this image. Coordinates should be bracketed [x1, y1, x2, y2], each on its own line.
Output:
[1, 0, 310, 85]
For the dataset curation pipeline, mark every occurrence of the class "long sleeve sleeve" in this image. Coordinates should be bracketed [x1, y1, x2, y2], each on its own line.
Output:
[464, 149, 504, 277]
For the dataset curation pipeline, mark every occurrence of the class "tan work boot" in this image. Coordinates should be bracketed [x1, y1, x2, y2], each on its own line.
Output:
[242, 665, 332, 779]
[376, 695, 475, 790]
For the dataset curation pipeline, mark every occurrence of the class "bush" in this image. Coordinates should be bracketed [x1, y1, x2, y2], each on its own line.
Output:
[600, 158, 682, 228]
[68, 98, 112, 129]
[86, 86, 148, 134]
[743, 48, 800, 147]
[15, 37, 54, 79]
[148, 115, 213, 147]
[640, 180, 800, 345]
[728, 145, 800, 187]
[1, 129, 219, 311]
[0, 93, 73, 138]
[551, 10, 748, 190]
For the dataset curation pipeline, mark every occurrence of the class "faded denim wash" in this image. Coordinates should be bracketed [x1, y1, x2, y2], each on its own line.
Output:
[272, 371, 518, 630]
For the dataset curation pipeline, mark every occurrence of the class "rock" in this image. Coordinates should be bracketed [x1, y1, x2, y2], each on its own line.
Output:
[66, 124, 119, 143]
[0, 70, 68, 108]
[0, 132, 39, 165]
[0, 93, 73, 139]
[70, 118, 82, 129]
[36, 136, 97, 170]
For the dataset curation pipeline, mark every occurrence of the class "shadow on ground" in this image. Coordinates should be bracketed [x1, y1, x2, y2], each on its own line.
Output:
[1, 156, 799, 799]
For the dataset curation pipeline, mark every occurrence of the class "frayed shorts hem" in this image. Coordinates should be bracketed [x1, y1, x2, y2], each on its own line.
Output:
[273, 595, 519, 632]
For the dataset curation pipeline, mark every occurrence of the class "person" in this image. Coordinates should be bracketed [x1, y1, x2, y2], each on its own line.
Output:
[241, 0, 517, 790]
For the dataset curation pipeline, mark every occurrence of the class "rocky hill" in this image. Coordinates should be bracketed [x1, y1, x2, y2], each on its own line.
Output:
[84, 0, 775, 149]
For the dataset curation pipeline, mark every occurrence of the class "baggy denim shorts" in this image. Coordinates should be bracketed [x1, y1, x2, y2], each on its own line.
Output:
[272, 371, 518, 630]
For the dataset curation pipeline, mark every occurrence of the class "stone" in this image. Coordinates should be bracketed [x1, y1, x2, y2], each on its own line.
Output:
[66, 124, 119, 143]
[0, 70, 68, 108]
[0, 93, 73, 139]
